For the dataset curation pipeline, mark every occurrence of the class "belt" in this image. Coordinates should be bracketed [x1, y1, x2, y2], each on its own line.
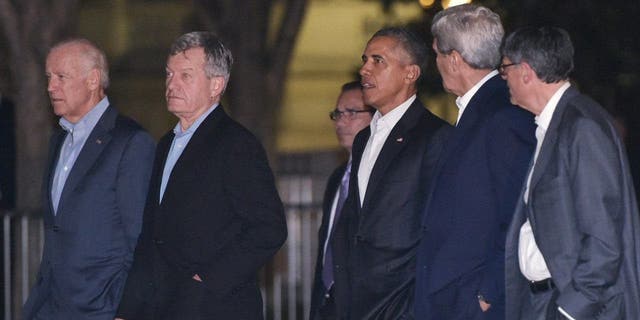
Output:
[529, 278, 555, 293]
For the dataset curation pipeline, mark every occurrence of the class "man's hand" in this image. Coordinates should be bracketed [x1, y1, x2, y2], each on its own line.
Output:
[115, 318, 125, 320]
[479, 300, 491, 312]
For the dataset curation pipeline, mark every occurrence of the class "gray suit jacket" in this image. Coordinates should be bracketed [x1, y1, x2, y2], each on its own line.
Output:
[23, 106, 155, 320]
[505, 87, 640, 319]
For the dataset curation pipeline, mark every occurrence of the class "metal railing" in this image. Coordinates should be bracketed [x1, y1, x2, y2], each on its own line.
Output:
[2, 211, 44, 320]
[1, 151, 341, 320]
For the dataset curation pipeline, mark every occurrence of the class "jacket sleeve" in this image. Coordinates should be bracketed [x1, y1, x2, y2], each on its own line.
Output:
[116, 130, 155, 264]
[115, 131, 157, 319]
[199, 135, 287, 298]
[555, 118, 624, 318]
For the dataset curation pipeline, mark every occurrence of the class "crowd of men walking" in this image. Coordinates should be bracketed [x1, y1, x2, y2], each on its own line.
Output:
[15, 3, 640, 320]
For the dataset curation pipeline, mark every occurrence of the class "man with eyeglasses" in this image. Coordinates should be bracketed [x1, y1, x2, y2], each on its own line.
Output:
[415, 4, 536, 320]
[309, 81, 373, 320]
[502, 26, 640, 320]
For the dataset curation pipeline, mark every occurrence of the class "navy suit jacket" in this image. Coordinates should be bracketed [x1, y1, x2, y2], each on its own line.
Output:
[505, 87, 640, 319]
[116, 106, 287, 320]
[310, 162, 347, 319]
[332, 99, 451, 319]
[23, 106, 155, 320]
[415, 75, 535, 320]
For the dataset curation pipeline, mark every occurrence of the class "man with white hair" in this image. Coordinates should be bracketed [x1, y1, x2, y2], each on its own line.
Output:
[415, 4, 535, 319]
[23, 38, 155, 320]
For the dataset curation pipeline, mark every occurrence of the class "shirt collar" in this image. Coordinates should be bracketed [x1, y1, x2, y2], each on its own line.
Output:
[59, 96, 110, 136]
[455, 70, 498, 121]
[535, 82, 571, 132]
[173, 103, 219, 137]
[370, 94, 416, 134]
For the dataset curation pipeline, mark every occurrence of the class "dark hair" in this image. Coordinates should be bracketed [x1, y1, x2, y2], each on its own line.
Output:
[370, 27, 428, 81]
[170, 31, 234, 84]
[341, 80, 363, 92]
[501, 26, 574, 83]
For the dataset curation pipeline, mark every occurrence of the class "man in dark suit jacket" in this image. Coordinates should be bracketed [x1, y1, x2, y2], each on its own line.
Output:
[414, 5, 536, 320]
[501, 26, 640, 320]
[22, 39, 155, 320]
[310, 81, 373, 320]
[331, 27, 451, 319]
[116, 32, 287, 320]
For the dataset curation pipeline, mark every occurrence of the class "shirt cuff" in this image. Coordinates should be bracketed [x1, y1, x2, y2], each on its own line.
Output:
[558, 307, 576, 320]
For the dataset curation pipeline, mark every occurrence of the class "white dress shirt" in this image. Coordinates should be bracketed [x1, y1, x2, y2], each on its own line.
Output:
[357, 95, 416, 205]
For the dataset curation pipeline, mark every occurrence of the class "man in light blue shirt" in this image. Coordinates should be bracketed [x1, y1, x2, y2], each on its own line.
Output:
[117, 31, 286, 320]
[23, 38, 155, 320]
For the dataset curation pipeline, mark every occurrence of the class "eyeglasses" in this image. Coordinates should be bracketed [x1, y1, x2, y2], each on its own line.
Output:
[498, 62, 520, 76]
[329, 109, 374, 121]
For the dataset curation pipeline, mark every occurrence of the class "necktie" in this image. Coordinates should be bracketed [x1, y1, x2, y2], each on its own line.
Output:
[322, 162, 351, 292]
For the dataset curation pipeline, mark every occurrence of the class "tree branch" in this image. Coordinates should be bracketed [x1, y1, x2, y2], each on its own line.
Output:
[0, 0, 22, 58]
[269, 0, 308, 84]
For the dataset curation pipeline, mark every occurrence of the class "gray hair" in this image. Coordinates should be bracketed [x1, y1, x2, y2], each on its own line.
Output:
[169, 31, 234, 84]
[501, 26, 574, 83]
[431, 4, 503, 69]
[50, 38, 110, 89]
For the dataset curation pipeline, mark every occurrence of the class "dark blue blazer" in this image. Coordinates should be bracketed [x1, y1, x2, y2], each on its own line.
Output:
[23, 106, 155, 320]
[415, 75, 535, 320]
[333, 100, 451, 319]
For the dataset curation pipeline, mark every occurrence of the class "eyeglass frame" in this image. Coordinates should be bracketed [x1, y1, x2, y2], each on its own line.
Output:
[329, 108, 375, 121]
[498, 62, 520, 76]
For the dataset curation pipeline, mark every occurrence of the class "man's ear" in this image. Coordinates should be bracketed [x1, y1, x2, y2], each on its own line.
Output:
[405, 64, 421, 83]
[87, 69, 101, 90]
[449, 50, 462, 72]
[210, 76, 226, 99]
[520, 62, 534, 84]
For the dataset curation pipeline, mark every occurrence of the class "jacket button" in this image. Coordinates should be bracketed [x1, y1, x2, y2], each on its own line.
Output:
[154, 239, 165, 245]
[52, 225, 60, 232]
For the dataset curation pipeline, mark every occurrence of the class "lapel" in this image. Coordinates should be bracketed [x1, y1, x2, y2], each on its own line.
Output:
[56, 106, 117, 214]
[44, 129, 67, 220]
[526, 87, 579, 225]
[159, 106, 227, 206]
[361, 100, 425, 210]
[350, 127, 370, 209]
[150, 131, 174, 206]
[445, 75, 501, 161]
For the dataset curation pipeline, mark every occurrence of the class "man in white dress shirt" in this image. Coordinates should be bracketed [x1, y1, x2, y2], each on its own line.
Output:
[502, 26, 640, 320]
[330, 27, 451, 319]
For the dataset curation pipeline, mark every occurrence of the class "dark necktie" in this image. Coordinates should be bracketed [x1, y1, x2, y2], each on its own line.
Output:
[322, 162, 351, 292]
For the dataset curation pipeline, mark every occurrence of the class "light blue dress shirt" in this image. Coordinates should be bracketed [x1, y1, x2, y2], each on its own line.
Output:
[51, 97, 110, 214]
[159, 104, 219, 203]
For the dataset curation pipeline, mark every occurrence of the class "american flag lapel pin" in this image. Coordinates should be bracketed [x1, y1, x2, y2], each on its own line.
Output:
[96, 139, 102, 144]
[396, 137, 403, 143]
